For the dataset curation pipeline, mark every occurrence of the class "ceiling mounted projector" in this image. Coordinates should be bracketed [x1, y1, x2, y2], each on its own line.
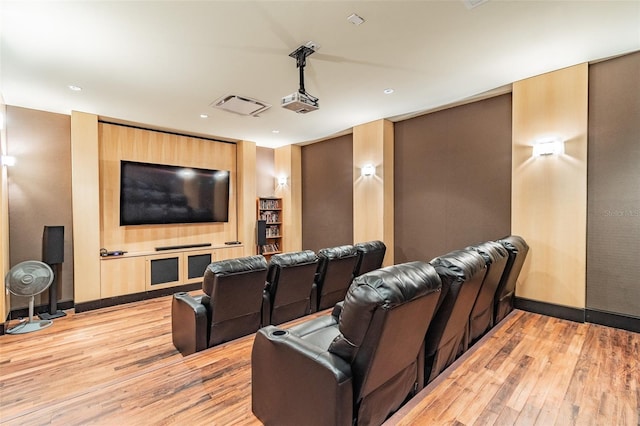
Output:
[282, 43, 319, 114]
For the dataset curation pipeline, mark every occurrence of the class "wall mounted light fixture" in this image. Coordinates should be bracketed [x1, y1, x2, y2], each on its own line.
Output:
[1, 155, 16, 167]
[532, 137, 565, 157]
[361, 164, 376, 177]
[277, 175, 287, 186]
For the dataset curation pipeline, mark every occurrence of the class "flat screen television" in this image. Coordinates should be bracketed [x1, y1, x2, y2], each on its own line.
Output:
[119, 160, 230, 226]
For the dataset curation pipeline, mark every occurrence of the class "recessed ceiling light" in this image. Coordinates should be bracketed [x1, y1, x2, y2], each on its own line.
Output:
[383, 88, 395, 95]
[347, 13, 365, 26]
[200, 114, 209, 118]
[67, 85, 82, 92]
[272, 130, 280, 134]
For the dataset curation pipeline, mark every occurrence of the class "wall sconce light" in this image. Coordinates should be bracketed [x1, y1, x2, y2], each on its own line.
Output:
[1, 155, 16, 167]
[532, 137, 565, 157]
[361, 164, 376, 177]
[277, 175, 287, 186]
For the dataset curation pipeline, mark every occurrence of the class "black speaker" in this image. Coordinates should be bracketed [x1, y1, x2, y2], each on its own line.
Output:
[257, 220, 267, 246]
[40, 225, 67, 320]
[42, 226, 64, 265]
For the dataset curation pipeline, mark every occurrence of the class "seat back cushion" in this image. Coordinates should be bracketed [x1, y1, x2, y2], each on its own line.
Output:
[354, 240, 387, 277]
[468, 241, 509, 339]
[329, 262, 442, 396]
[316, 245, 359, 310]
[494, 235, 529, 322]
[203, 255, 268, 345]
[424, 249, 487, 381]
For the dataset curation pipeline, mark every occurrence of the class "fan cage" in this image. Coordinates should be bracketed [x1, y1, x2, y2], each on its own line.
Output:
[5, 260, 54, 297]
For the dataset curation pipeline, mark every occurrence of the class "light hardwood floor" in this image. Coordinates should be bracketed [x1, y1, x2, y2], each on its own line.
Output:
[1, 295, 638, 425]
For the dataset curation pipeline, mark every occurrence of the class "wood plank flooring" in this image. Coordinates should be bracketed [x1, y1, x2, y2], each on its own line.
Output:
[1, 294, 638, 425]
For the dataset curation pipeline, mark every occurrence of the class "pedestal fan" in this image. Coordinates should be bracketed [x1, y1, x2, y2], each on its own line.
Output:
[5, 260, 55, 334]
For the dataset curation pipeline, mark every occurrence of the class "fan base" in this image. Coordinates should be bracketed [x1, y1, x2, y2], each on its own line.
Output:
[6, 319, 53, 335]
[39, 310, 67, 320]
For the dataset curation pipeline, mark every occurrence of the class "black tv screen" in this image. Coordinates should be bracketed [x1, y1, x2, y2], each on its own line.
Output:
[119, 161, 230, 226]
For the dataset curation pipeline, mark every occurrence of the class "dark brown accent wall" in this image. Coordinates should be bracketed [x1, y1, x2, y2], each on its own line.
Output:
[394, 94, 512, 263]
[301, 134, 353, 252]
[587, 51, 640, 319]
[256, 146, 275, 197]
[6, 106, 73, 309]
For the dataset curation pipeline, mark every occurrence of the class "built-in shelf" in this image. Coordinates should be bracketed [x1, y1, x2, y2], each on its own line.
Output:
[257, 197, 283, 260]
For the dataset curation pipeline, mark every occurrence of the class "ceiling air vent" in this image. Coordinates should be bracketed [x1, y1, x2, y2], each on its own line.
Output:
[211, 95, 271, 116]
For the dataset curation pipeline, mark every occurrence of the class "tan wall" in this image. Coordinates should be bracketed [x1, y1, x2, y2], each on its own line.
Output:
[512, 64, 588, 309]
[6, 106, 74, 308]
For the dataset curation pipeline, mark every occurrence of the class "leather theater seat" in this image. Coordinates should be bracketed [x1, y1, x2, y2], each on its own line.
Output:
[171, 255, 268, 356]
[252, 261, 442, 426]
[262, 250, 319, 326]
[353, 240, 387, 278]
[311, 244, 359, 312]
[465, 240, 509, 349]
[494, 235, 530, 324]
[423, 248, 487, 384]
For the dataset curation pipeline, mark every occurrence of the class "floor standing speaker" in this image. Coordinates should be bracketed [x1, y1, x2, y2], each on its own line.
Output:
[42, 226, 64, 264]
[40, 225, 67, 320]
[257, 220, 267, 247]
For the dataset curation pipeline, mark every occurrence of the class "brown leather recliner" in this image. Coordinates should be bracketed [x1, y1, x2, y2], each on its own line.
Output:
[494, 235, 529, 324]
[311, 244, 359, 312]
[353, 240, 387, 278]
[171, 255, 268, 356]
[423, 248, 487, 384]
[252, 261, 443, 426]
[262, 250, 319, 326]
[465, 240, 509, 349]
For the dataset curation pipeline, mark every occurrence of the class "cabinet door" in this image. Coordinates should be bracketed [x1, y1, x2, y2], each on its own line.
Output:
[145, 253, 183, 290]
[183, 249, 214, 284]
[101, 257, 146, 297]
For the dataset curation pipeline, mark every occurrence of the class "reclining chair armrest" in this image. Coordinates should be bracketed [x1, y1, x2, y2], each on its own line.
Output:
[262, 288, 272, 326]
[171, 292, 208, 356]
[252, 326, 353, 426]
[331, 301, 344, 319]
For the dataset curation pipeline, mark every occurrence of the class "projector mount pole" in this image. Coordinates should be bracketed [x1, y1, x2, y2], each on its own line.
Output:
[289, 45, 316, 96]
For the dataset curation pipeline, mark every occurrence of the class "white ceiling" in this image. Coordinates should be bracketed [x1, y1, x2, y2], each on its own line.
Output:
[1, 1, 639, 148]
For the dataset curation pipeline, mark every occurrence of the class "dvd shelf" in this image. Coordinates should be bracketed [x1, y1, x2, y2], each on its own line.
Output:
[257, 197, 283, 259]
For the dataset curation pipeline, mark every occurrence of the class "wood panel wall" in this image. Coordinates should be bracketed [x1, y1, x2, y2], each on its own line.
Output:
[512, 64, 588, 309]
[237, 140, 257, 256]
[353, 119, 394, 266]
[71, 111, 102, 303]
[256, 146, 275, 198]
[98, 123, 237, 253]
[274, 144, 302, 253]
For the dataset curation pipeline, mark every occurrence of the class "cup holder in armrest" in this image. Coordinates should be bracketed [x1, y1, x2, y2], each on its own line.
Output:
[271, 329, 289, 337]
